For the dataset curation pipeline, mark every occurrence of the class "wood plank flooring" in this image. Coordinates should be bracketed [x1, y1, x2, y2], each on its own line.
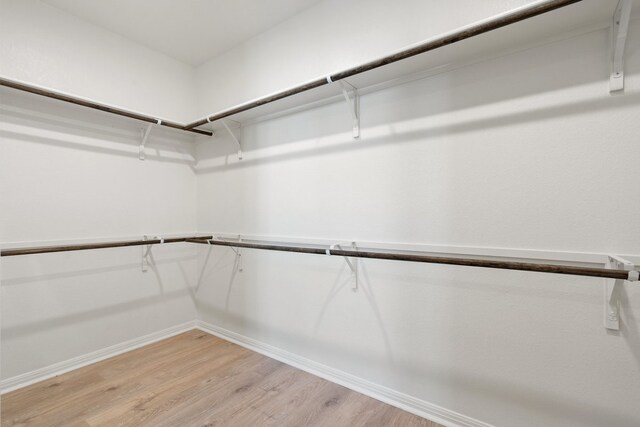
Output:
[1, 330, 441, 426]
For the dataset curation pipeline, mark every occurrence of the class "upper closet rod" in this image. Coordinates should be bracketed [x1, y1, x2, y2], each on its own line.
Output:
[0, 77, 213, 137]
[0, 235, 213, 257]
[185, 0, 582, 130]
[186, 238, 639, 282]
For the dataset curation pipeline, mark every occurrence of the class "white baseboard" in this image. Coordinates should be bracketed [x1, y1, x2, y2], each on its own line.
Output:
[0, 320, 197, 394]
[196, 320, 493, 427]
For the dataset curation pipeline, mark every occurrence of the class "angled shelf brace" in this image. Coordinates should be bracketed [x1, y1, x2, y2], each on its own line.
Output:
[142, 235, 150, 272]
[610, 0, 632, 93]
[326, 76, 360, 139]
[142, 235, 164, 272]
[229, 236, 244, 273]
[604, 255, 637, 330]
[340, 81, 360, 139]
[208, 235, 244, 272]
[221, 120, 243, 160]
[326, 242, 359, 290]
[139, 120, 161, 160]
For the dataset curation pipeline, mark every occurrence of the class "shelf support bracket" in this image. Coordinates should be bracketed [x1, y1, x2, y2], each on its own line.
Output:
[139, 120, 161, 160]
[604, 255, 635, 330]
[142, 235, 149, 272]
[209, 235, 243, 272]
[230, 236, 243, 273]
[610, 0, 632, 93]
[221, 120, 243, 160]
[142, 235, 164, 272]
[327, 242, 358, 290]
[340, 81, 360, 139]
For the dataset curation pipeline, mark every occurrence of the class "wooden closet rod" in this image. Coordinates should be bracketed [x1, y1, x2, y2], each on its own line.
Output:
[186, 238, 639, 282]
[0, 77, 213, 136]
[185, 0, 583, 130]
[1, 235, 213, 257]
[3, 234, 636, 281]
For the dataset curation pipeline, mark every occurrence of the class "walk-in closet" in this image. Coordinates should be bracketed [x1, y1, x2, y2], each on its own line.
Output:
[1, 1, 639, 426]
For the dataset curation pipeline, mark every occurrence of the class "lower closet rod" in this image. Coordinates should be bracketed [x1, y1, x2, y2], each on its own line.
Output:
[1, 235, 213, 257]
[186, 238, 639, 282]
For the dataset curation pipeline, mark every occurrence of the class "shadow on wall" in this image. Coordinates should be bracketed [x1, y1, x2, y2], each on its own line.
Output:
[1, 254, 194, 286]
[194, 245, 394, 353]
[1, 251, 198, 343]
[310, 261, 394, 362]
[195, 245, 255, 343]
[196, 89, 640, 175]
[0, 88, 197, 169]
[1, 287, 192, 342]
[621, 287, 640, 370]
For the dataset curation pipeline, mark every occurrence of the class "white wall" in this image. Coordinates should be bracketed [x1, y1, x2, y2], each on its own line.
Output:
[0, 0, 197, 122]
[195, 11, 640, 427]
[0, 0, 200, 382]
[0, 88, 199, 381]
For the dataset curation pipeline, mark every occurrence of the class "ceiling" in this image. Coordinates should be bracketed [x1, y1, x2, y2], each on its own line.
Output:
[43, 0, 323, 66]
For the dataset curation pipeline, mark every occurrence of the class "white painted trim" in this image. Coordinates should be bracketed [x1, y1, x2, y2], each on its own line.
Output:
[196, 320, 494, 427]
[0, 320, 197, 394]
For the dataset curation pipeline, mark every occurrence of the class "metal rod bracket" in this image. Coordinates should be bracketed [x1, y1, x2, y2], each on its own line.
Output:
[347, 242, 358, 290]
[604, 255, 635, 330]
[142, 235, 150, 271]
[610, 0, 632, 93]
[339, 81, 360, 139]
[221, 120, 243, 160]
[327, 242, 358, 290]
[210, 235, 243, 272]
[142, 235, 164, 272]
[233, 236, 243, 272]
[139, 119, 161, 160]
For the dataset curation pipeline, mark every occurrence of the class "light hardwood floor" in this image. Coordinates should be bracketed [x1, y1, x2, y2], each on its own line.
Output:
[2, 330, 441, 426]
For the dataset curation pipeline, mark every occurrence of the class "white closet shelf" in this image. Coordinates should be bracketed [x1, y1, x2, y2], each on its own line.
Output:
[1, 1, 634, 142]
[190, 0, 636, 134]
